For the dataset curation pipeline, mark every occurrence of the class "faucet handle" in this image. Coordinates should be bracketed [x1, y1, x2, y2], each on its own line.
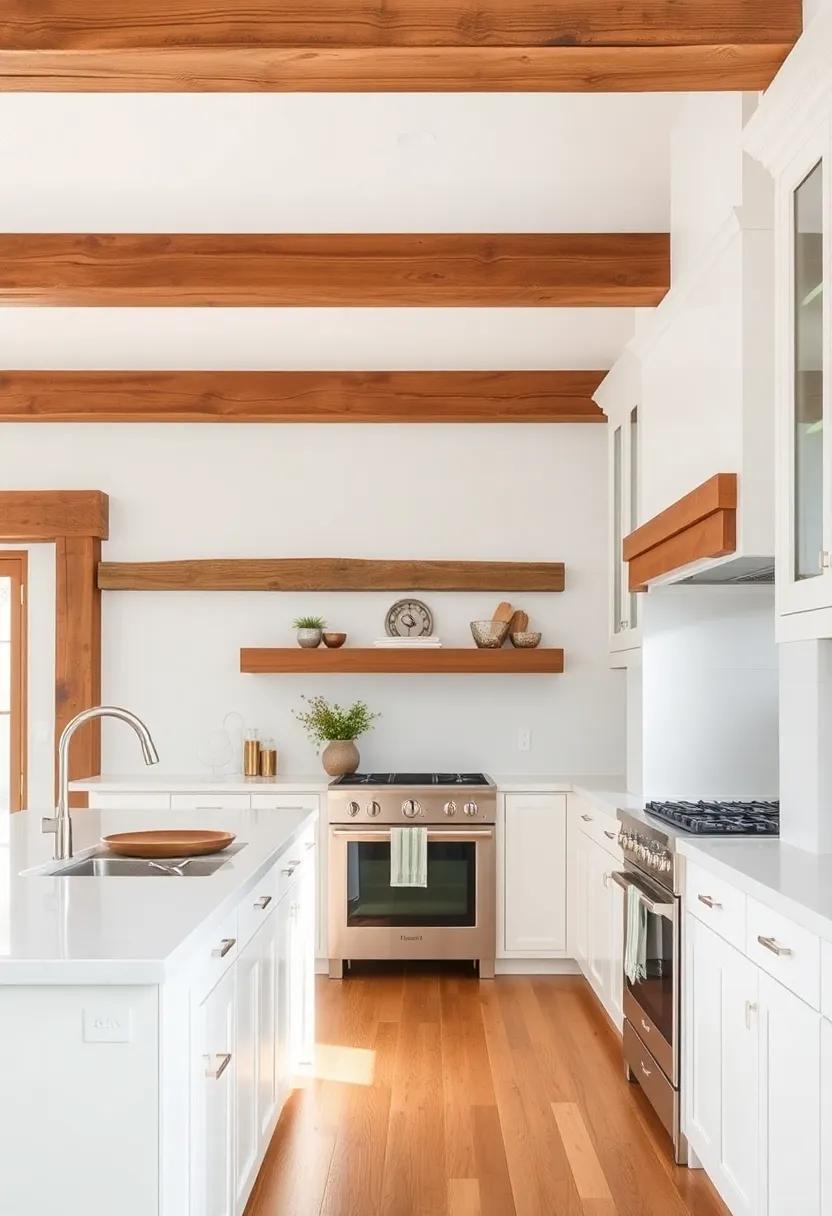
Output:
[41, 816, 58, 835]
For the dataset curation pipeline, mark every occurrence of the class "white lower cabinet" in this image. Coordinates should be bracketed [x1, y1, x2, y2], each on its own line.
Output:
[502, 793, 567, 955]
[569, 800, 623, 1029]
[822, 1018, 832, 1216]
[192, 966, 236, 1216]
[685, 901, 824, 1216]
[235, 923, 264, 1211]
[758, 971, 821, 1216]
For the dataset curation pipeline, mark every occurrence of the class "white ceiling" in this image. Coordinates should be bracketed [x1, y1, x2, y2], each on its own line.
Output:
[0, 93, 677, 372]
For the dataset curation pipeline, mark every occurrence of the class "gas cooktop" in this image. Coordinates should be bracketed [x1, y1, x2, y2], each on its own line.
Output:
[331, 772, 491, 787]
[645, 799, 780, 835]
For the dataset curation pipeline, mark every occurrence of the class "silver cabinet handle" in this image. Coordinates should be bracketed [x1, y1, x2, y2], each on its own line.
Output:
[206, 1052, 232, 1080]
[255, 895, 272, 910]
[193, 805, 223, 811]
[698, 894, 722, 909]
[580, 814, 593, 823]
[745, 1000, 757, 1030]
[305, 841, 315, 851]
[757, 934, 792, 957]
[212, 937, 236, 958]
[640, 1062, 651, 1078]
[640, 1018, 651, 1034]
[604, 830, 616, 840]
[282, 865, 298, 877]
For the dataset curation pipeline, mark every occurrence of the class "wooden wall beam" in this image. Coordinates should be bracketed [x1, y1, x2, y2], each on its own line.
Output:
[623, 473, 738, 590]
[0, 44, 793, 92]
[0, 1, 800, 91]
[98, 558, 566, 592]
[0, 490, 109, 540]
[0, 233, 670, 307]
[55, 536, 102, 805]
[0, 370, 606, 424]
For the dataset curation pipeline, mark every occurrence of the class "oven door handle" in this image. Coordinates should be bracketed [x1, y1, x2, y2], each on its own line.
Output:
[331, 828, 494, 842]
[611, 870, 675, 919]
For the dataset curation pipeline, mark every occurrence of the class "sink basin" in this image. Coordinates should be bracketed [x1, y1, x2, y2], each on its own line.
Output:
[53, 854, 231, 877]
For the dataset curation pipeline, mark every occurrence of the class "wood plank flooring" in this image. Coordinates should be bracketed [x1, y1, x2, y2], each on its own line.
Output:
[245, 965, 729, 1216]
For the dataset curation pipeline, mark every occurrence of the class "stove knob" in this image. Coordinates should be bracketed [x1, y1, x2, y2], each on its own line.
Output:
[463, 801, 479, 817]
[347, 801, 361, 818]
[402, 799, 422, 819]
[444, 800, 457, 817]
[367, 800, 381, 818]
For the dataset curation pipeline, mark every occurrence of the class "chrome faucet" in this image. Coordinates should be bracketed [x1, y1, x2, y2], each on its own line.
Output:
[42, 706, 160, 861]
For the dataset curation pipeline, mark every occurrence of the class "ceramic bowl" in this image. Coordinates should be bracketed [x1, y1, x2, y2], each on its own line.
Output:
[323, 632, 347, 649]
[470, 619, 511, 648]
[510, 631, 542, 649]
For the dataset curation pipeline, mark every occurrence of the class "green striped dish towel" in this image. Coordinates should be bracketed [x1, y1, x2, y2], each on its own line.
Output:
[390, 826, 427, 888]
[624, 882, 648, 985]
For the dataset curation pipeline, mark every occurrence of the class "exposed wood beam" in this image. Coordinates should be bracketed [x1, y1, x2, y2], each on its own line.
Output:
[0, 370, 606, 424]
[0, 490, 109, 540]
[55, 536, 102, 806]
[0, 1, 800, 91]
[0, 234, 670, 308]
[98, 558, 566, 592]
[623, 473, 738, 590]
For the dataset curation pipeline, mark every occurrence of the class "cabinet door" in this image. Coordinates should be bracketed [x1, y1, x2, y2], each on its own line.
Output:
[192, 967, 236, 1216]
[759, 972, 821, 1216]
[685, 915, 723, 1162]
[608, 865, 624, 1029]
[276, 891, 293, 1107]
[778, 120, 832, 619]
[257, 910, 279, 1145]
[821, 1018, 832, 1216]
[234, 930, 261, 1211]
[503, 794, 567, 955]
[586, 843, 614, 1009]
[573, 826, 590, 971]
[293, 855, 316, 1069]
[609, 404, 642, 654]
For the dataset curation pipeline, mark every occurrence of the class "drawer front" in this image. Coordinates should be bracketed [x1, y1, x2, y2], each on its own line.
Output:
[684, 860, 747, 951]
[746, 896, 821, 1009]
[237, 864, 280, 948]
[170, 793, 252, 811]
[88, 792, 171, 810]
[572, 798, 623, 862]
[192, 906, 240, 1003]
[624, 1020, 678, 1140]
[250, 793, 320, 812]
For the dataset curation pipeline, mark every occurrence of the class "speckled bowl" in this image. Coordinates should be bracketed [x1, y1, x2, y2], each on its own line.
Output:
[470, 619, 511, 648]
[510, 631, 542, 649]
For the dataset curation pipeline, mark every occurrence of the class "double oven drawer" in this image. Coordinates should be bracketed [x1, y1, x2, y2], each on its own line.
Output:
[624, 1020, 678, 1140]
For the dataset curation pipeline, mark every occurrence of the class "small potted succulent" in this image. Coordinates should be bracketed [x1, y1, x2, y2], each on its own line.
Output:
[293, 615, 326, 648]
[293, 694, 379, 776]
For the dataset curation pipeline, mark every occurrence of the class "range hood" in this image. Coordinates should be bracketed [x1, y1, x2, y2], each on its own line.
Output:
[677, 555, 774, 585]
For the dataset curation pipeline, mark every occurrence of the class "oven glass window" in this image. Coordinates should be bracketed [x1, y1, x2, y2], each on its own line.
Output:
[626, 905, 674, 1044]
[346, 840, 476, 927]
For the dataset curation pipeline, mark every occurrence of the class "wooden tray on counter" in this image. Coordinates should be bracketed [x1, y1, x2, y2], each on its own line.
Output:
[102, 829, 236, 858]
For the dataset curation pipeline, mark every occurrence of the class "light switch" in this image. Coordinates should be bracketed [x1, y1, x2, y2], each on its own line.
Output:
[83, 1008, 133, 1043]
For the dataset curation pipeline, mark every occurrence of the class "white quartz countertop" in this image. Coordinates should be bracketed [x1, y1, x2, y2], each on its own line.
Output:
[0, 806, 315, 984]
[70, 774, 329, 794]
[678, 836, 832, 942]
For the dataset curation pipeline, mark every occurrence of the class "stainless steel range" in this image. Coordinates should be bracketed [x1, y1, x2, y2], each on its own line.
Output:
[614, 799, 779, 1165]
[327, 773, 496, 979]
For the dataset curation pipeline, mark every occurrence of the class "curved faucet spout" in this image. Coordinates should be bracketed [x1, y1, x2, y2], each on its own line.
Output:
[43, 706, 159, 861]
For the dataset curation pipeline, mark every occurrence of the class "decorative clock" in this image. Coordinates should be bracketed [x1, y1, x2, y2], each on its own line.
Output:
[385, 599, 434, 637]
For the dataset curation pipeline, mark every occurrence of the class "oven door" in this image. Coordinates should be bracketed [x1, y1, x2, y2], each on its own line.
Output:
[613, 867, 679, 1083]
[328, 825, 495, 962]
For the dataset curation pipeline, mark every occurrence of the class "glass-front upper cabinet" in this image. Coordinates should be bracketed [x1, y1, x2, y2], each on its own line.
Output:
[778, 120, 832, 624]
[609, 404, 641, 656]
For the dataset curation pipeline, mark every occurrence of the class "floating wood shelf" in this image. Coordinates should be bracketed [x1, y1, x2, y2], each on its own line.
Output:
[98, 558, 565, 593]
[240, 647, 564, 674]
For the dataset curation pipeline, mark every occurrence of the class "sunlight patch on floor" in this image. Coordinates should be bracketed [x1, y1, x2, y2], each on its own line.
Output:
[314, 1042, 376, 1086]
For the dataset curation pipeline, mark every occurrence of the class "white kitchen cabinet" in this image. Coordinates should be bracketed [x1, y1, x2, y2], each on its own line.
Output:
[192, 966, 236, 1216]
[251, 794, 325, 960]
[256, 910, 279, 1143]
[568, 799, 624, 1030]
[171, 793, 253, 811]
[88, 791, 172, 810]
[759, 971, 821, 1216]
[502, 794, 567, 956]
[685, 915, 759, 1216]
[235, 924, 263, 1211]
[822, 1017, 832, 1216]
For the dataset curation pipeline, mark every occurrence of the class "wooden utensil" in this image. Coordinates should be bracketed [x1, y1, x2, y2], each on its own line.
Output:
[509, 610, 529, 633]
[102, 829, 235, 858]
[492, 601, 514, 624]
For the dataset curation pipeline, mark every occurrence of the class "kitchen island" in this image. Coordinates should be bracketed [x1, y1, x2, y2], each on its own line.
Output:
[0, 804, 317, 1216]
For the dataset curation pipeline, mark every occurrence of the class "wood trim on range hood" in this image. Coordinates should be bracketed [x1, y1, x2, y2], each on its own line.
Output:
[623, 473, 738, 590]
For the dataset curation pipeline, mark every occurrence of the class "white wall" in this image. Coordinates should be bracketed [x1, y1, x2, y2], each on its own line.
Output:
[0, 425, 625, 782]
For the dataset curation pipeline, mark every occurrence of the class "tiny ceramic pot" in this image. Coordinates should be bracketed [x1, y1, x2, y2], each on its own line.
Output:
[322, 739, 360, 777]
[296, 628, 323, 648]
[323, 632, 347, 649]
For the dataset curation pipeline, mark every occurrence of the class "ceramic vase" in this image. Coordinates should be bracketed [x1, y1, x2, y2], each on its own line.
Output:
[296, 628, 322, 648]
[321, 739, 360, 777]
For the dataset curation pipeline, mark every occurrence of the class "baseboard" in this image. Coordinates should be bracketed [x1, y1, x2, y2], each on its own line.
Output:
[495, 958, 580, 975]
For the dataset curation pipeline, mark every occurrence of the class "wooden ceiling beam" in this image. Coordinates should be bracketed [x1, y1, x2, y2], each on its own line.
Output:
[0, 370, 607, 423]
[0, 490, 109, 540]
[0, 233, 670, 308]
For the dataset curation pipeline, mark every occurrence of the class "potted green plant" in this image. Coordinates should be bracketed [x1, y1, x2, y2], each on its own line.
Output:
[293, 615, 326, 648]
[293, 694, 379, 776]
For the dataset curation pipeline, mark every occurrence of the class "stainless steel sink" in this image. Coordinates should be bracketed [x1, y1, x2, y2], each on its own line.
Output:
[49, 850, 238, 877]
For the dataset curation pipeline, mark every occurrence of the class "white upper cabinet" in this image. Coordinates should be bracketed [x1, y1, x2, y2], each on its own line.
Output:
[745, 13, 832, 639]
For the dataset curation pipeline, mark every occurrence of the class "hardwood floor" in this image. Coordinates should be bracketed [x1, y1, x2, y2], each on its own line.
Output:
[245, 965, 729, 1216]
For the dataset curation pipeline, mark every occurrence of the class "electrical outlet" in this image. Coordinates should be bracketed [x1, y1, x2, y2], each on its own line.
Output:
[83, 1008, 133, 1043]
[518, 728, 531, 753]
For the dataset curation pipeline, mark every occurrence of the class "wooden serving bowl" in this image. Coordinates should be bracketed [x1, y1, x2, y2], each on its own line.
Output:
[102, 829, 235, 859]
[323, 632, 347, 648]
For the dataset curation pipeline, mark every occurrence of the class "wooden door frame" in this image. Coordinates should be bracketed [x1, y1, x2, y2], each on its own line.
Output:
[0, 491, 108, 806]
[0, 551, 27, 811]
